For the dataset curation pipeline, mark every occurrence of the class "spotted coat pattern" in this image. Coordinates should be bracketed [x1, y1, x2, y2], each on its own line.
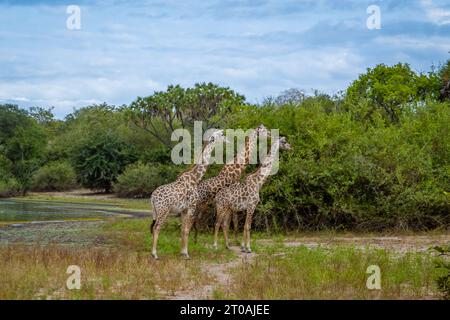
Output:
[150, 130, 225, 259]
[193, 125, 270, 242]
[213, 137, 292, 252]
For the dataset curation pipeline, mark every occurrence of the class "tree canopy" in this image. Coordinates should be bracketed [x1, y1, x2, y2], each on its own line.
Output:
[128, 82, 245, 147]
[345, 63, 440, 123]
[1, 60, 449, 231]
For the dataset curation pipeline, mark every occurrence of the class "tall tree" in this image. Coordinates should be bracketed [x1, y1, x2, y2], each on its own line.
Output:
[72, 131, 136, 193]
[0, 104, 47, 193]
[439, 59, 450, 101]
[345, 63, 441, 123]
[127, 83, 245, 147]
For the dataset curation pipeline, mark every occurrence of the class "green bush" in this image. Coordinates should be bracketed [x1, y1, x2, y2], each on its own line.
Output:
[0, 178, 21, 197]
[72, 132, 136, 193]
[227, 99, 450, 232]
[0, 153, 12, 179]
[31, 161, 77, 192]
[434, 245, 450, 300]
[114, 162, 180, 198]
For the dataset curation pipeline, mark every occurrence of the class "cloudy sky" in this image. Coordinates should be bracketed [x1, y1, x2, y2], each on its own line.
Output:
[0, 0, 449, 118]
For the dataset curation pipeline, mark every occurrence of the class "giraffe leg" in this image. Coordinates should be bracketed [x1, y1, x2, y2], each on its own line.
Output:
[180, 208, 195, 259]
[193, 212, 199, 244]
[241, 211, 247, 251]
[241, 218, 246, 252]
[244, 207, 256, 253]
[151, 209, 169, 260]
[194, 205, 208, 244]
[222, 210, 232, 250]
[213, 206, 224, 250]
[232, 212, 239, 245]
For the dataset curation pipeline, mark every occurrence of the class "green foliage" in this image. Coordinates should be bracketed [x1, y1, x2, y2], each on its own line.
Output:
[0, 153, 12, 180]
[434, 245, 450, 300]
[0, 104, 29, 142]
[128, 83, 246, 147]
[49, 104, 160, 164]
[2, 61, 449, 232]
[228, 99, 450, 231]
[439, 60, 450, 83]
[114, 162, 180, 198]
[0, 105, 46, 162]
[31, 161, 77, 192]
[51, 104, 123, 161]
[73, 132, 136, 193]
[345, 63, 441, 123]
[439, 60, 450, 101]
[29, 106, 56, 127]
[0, 178, 21, 197]
[0, 104, 47, 194]
[140, 147, 172, 164]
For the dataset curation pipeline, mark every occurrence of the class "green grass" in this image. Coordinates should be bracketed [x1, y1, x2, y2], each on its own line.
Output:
[103, 217, 236, 263]
[214, 244, 442, 299]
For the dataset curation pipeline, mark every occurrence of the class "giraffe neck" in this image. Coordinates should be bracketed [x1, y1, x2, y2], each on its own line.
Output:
[218, 129, 259, 180]
[242, 129, 259, 165]
[247, 140, 280, 190]
[187, 142, 215, 184]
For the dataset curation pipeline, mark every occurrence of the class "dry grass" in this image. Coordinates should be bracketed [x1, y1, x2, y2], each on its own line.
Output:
[1, 214, 447, 300]
[0, 217, 235, 300]
[0, 244, 212, 299]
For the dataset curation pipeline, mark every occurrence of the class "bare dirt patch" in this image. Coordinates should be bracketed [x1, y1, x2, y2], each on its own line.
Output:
[281, 234, 450, 253]
[164, 247, 256, 300]
[0, 220, 111, 246]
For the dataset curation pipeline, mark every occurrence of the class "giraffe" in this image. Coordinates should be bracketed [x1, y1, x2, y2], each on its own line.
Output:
[213, 136, 292, 252]
[150, 129, 227, 260]
[192, 124, 271, 243]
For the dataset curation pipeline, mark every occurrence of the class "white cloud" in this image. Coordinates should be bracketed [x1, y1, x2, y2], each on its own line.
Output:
[0, 97, 30, 102]
[421, 0, 450, 25]
[0, 0, 448, 117]
[0, 76, 163, 117]
[373, 34, 450, 51]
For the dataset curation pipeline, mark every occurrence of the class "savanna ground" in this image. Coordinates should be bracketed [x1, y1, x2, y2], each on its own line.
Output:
[0, 191, 449, 300]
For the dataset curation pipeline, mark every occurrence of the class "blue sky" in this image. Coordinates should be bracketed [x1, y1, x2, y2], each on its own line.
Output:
[0, 0, 449, 118]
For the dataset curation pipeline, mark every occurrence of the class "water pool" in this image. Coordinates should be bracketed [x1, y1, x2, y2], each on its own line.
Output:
[0, 199, 128, 224]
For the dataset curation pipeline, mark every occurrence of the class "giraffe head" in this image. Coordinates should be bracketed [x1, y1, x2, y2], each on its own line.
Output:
[255, 124, 270, 138]
[278, 136, 292, 150]
[204, 129, 229, 144]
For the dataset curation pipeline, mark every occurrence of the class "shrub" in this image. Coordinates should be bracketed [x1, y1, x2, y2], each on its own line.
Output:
[226, 99, 450, 232]
[72, 132, 136, 193]
[31, 161, 77, 192]
[0, 178, 21, 197]
[140, 147, 172, 164]
[0, 153, 12, 180]
[434, 245, 450, 300]
[114, 162, 180, 198]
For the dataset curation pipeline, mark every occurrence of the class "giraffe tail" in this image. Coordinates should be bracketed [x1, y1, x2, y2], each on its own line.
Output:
[150, 219, 156, 234]
[150, 198, 157, 234]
